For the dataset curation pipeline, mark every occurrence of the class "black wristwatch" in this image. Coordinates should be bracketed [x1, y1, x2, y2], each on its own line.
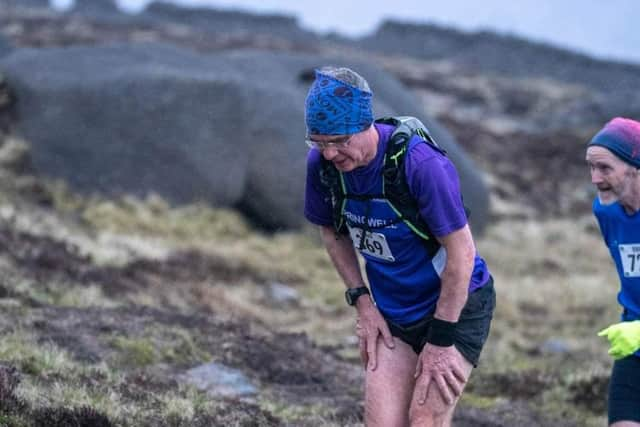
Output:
[345, 286, 370, 306]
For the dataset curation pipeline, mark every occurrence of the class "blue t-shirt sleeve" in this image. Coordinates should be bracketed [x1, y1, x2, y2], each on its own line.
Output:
[304, 149, 333, 226]
[405, 140, 468, 237]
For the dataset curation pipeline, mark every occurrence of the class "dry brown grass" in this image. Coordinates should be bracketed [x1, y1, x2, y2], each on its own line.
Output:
[17, 187, 617, 424]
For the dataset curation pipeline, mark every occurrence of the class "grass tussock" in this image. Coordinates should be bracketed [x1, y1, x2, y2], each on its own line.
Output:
[110, 336, 157, 368]
[15, 279, 118, 309]
[0, 332, 75, 377]
[49, 185, 251, 242]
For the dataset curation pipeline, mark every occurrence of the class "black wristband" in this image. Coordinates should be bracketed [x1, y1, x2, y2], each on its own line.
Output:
[426, 318, 457, 347]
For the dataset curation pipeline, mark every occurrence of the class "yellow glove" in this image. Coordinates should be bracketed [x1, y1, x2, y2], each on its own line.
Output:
[598, 321, 640, 360]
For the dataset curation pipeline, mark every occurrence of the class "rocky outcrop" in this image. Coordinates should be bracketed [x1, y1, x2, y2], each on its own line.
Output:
[142, 1, 318, 44]
[0, 44, 490, 232]
[1, 43, 249, 212]
[71, 0, 121, 16]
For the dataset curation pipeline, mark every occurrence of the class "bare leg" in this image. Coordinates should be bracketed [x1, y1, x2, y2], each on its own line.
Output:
[408, 347, 473, 427]
[364, 337, 418, 427]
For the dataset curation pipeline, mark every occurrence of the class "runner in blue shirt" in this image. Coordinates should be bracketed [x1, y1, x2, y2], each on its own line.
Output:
[587, 117, 640, 427]
[304, 66, 495, 426]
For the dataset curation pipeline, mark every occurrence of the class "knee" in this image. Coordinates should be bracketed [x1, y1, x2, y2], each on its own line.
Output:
[364, 399, 410, 427]
[408, 396, 454, 427]
[408, 408, 446, 427]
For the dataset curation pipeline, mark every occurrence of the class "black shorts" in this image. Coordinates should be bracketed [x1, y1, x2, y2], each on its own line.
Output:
[386, 278, 495, 367]
[609, 355, 640, 424]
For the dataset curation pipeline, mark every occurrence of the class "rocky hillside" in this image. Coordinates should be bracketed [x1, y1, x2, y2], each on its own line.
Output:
[0, 2, 633, 426]
[1, 1, 632, 223]
[361, 20, 640, 117]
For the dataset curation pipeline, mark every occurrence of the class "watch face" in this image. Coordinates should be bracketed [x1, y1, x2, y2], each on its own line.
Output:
[345, 292, 353, 305]
[345, 287, 368, 306]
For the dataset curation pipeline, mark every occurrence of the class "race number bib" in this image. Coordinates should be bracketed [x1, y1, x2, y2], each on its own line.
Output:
[619, 244, 640, 277]
[349, 228, 395, 262]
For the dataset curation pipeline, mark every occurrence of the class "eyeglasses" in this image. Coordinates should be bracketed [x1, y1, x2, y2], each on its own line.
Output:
[305, 134, 353, 150]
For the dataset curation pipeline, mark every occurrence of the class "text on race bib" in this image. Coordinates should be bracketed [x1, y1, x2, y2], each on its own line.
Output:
[349, 227, 395, 262]
[619, 244, 640, 277]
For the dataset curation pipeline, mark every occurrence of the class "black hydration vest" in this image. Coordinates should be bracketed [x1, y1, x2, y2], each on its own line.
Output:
[319, 116, 451, 257]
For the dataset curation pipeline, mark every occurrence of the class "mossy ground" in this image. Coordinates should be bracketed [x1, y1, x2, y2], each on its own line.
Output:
[0, 183, 616, 426]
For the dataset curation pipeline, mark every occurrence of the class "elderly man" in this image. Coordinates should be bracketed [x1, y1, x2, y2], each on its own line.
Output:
[303, 66, 495, 426]
[587, 117, 640, 427]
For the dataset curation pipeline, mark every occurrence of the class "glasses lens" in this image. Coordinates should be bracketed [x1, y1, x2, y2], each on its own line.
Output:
[305, 135, 351, 150]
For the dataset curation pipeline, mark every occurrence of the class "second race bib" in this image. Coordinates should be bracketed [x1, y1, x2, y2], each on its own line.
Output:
[619, 244, 640, 277]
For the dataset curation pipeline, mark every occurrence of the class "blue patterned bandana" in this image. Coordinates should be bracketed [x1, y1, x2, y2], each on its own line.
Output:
[305, 69, 373, 136]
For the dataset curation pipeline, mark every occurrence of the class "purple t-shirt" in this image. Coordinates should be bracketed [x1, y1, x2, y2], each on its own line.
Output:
[304, 123, 490, 322]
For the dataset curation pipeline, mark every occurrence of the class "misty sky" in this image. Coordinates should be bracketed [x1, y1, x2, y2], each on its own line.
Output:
[54, 0, 640, 64]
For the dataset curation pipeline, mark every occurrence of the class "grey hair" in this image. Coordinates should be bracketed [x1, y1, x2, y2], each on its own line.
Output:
[318, 66, 371, 93]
